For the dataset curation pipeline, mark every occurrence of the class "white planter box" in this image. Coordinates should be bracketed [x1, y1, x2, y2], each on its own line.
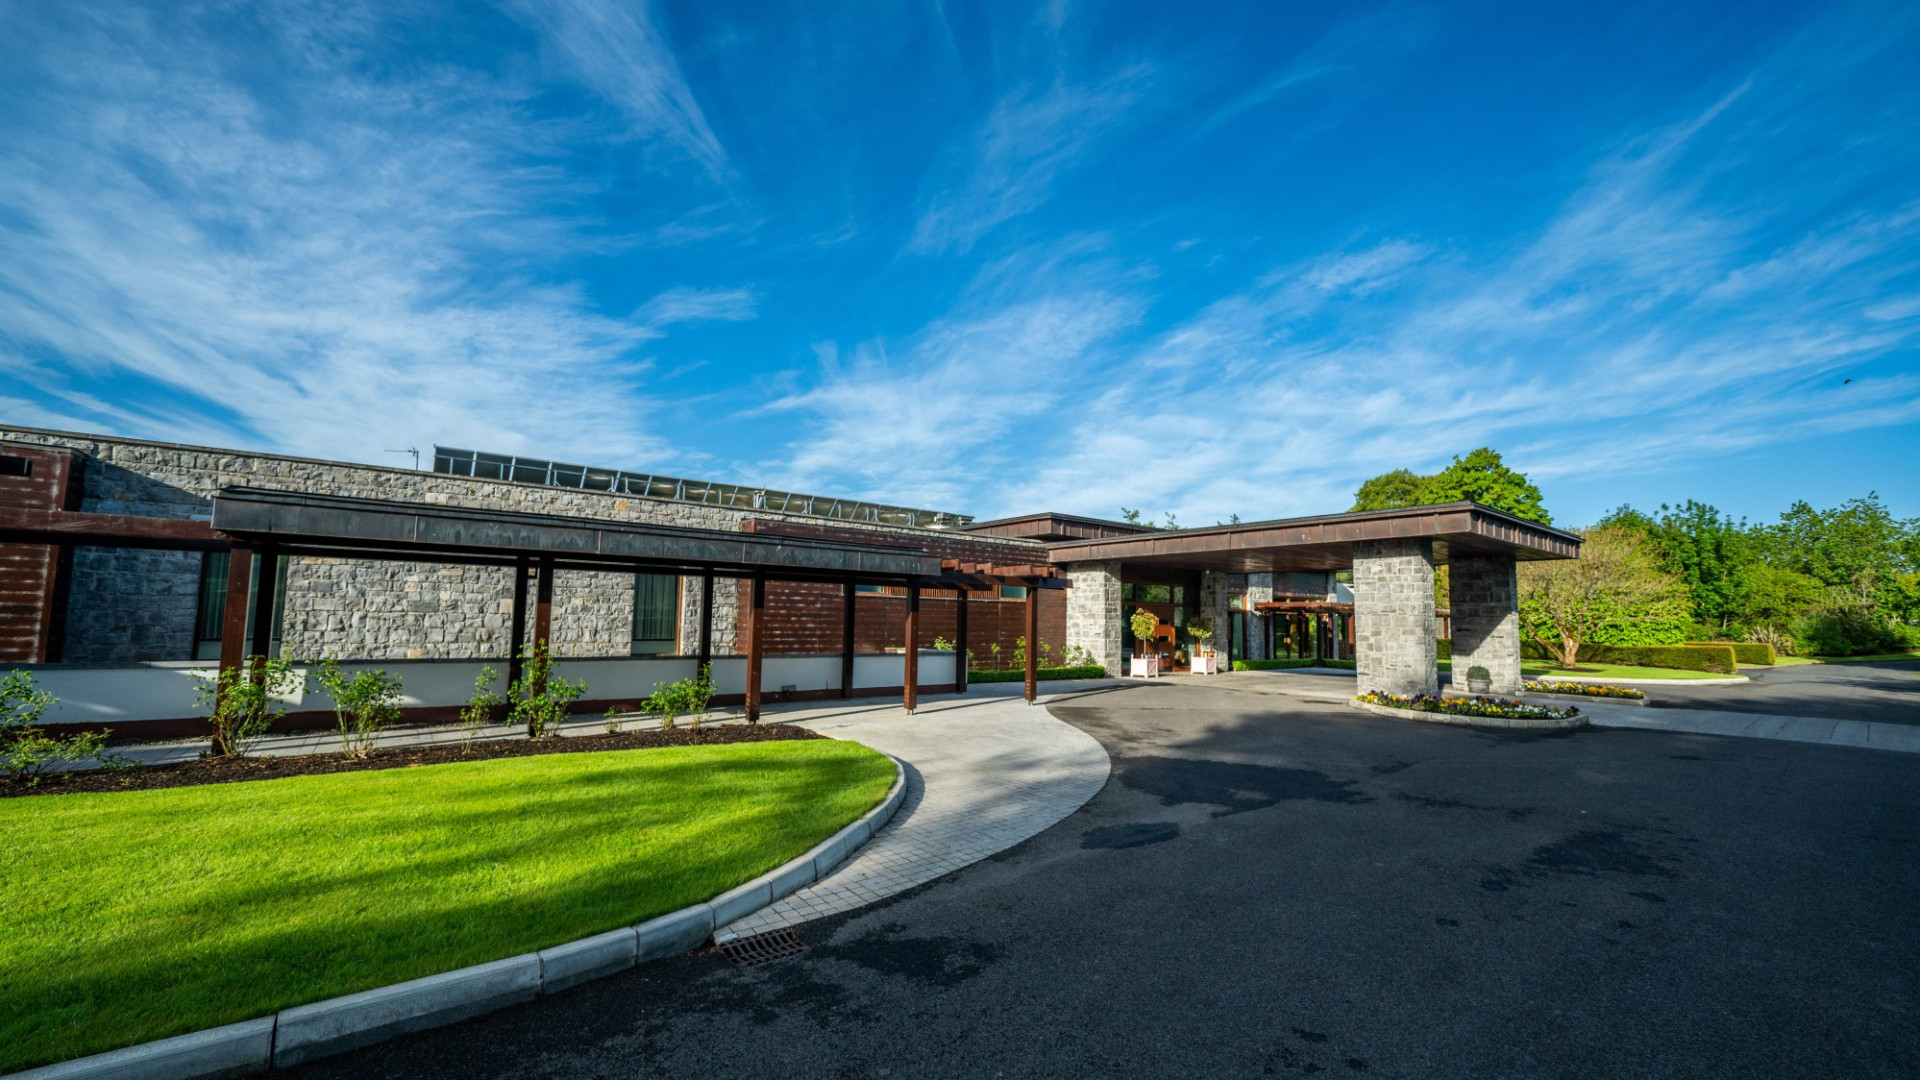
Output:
[1191, 655, 1218, 675]
[1130, 656, 1160, 678]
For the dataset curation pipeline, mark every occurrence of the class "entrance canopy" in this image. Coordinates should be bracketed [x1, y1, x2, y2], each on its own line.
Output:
[209, 487, 944, 583]
[1044, 502, 1579, 572]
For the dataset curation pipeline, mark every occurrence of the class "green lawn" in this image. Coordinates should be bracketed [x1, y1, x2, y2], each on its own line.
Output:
[0, 740, 895, 1073]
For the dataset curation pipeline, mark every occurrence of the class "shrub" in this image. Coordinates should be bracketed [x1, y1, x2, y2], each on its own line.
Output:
[2, 670, 127, 784]
[508, 641, 587, 739]
[1230, 658, 1357, 671]
[1521, 641, 1737, 674]
[1354, 691, 1578, 722]
[459, 665, 504, 752]
[311, 658, 405, 758]
[1436, 638, 1452, 661]
[1790, 608, 1913, 657]
[197, 656, 303, 756]
[1587, 619, 1691, 647]
[1683, 641, 1775, 665]
[932, 636, 956, 652]
[644, 664, 715, 729]
[968, 664, 1106, 683]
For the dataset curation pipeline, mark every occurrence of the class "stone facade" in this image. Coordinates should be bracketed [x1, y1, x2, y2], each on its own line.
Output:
[2, 427, 1048, 664]
[1448, 554, 1522, 694]
[1244, 572, 1274, 660]
[1352, 538, 1439, 696]
[1065, 560, 1123, 674]
[1198, 571, 1234, 663]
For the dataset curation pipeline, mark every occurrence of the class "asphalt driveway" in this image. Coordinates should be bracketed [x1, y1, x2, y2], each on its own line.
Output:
[288, 682, 1920, 1080]
[1647, 657, 1920, 725]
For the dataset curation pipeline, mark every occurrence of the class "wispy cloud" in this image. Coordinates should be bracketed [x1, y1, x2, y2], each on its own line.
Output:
[0, 3, 740, 466]
[634, 287, 758, 326]
[909, 67, 1150, 254]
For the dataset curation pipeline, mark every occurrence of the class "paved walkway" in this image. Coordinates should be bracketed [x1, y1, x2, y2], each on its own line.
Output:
[1582, 701, 1920, 753]
[716, 681, 1117, 940]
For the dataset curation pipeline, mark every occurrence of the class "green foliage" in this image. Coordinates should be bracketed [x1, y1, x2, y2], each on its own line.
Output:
[1520, 641, 1737, 674]
[643, 664, 715, 730]
[1465, 666, 1490, 682]
[507, 641, 587, 739]
[1586, 618, 1691, 647]
[967, 664, 1105, 683]
[197, 656, 302, 756]
[1187, 613, 1215, 642]
[931, 636, 956, 651]
[1349, 448, 1551, 524]
[311, 658, 405, 758]
[1129, 607, 1160, 642]
[1, 671, 125, 784]
[1791, 607, 1919, 657]
[1354, 691, 1578, 722]
[1684, 641, 1775, 665]
[459, 665, 504, 752]
[1519, 524, 1690, 667]
[1435, 637, 1452, 660]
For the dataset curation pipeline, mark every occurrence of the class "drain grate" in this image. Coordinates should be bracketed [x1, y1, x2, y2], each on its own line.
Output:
[721, 928, 808, 967]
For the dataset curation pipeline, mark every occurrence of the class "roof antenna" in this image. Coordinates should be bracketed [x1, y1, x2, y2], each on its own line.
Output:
[385, 447, 421, 470]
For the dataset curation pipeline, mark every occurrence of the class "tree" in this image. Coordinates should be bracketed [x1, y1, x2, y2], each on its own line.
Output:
[1349, 448, 1550, 524]
[1604, 501, 1755, 631]
[1518, 524, 1689, 668]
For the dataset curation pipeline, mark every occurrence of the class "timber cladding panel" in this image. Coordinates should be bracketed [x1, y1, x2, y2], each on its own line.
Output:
[0, 443, 84, 662]
[737, 582, 1068, 666]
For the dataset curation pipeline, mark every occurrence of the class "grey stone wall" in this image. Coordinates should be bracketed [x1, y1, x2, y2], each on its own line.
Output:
[1352, 538, 1439, 696]
[1198, 571, 1233, 662]
[1244, 572, 1274, 660]
[1448, 555, 1522, 694]
[676, 574, 742, 657]
[1065, 560, 1123, 674]
[4, 427, 1042, 664]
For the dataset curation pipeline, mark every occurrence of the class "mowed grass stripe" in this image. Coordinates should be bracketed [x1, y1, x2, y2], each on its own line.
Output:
[0, 739, 895, 1073]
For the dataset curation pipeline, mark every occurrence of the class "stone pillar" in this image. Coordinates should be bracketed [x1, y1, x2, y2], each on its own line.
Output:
[1352, 538, 1439, 696]
[1065, 560, 1123, 675]
[1245, 573, 1274, 660]
[1448, 554, 1522, 694]
[1199, 571, 1234, 665]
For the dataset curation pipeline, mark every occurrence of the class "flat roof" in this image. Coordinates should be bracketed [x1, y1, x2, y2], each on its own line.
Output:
[1043, 502, 1579, 572]
[210, 488, 944, 581]
[963, 511, 1155, 542]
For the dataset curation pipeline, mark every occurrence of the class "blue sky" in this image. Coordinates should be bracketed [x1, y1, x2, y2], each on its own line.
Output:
[2, 0, 1917, 528]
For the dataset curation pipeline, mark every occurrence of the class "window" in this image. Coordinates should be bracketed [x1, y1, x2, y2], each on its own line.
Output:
[0, 455, 30, 477]
[1000, 585, 1028, 600]
[855, 583, 884, 594]
[193, 552, 287, 660]
[631, 573, 681, 655]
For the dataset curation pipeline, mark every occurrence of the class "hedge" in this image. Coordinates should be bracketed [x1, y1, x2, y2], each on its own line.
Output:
[1685, 641, 1775, 666]
[967, 664, 1107, 683]
[1522, 641, 1737, 674]
[1436, 638, 1452, 661]
[1232, 658, 1357, 671]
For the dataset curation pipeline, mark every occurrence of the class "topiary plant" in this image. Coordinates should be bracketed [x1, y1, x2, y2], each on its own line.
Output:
[1129, 608, 1160, 644]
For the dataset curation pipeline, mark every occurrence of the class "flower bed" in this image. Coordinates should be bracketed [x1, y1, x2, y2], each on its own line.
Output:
[1523, 680, 1645, 700]
[1354, 692, 1579, 722]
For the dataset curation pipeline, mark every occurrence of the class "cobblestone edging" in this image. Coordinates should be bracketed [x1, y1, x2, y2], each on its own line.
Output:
[1346, 698, 1589, 731]
[9, 757, 907, 1080]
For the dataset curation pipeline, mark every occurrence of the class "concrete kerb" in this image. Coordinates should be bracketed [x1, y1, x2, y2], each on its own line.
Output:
[1346, 698, 1589, 731]
[10, 755, 908, 1080]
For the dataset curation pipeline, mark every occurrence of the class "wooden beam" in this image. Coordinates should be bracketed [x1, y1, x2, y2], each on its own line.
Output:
[902, 579, 919, 714]
[214, 545, 254, 752]
[697, 571, 714, 672]
[840, 579, 856, 699]
[1023, 581, 1039, 705]
[954, 585, 969, 695]
[745, 572, 766, 723]
[0, 506, 225, 549]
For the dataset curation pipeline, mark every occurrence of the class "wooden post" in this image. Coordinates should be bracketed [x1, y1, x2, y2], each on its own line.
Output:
[745, 572, 765, 723]
[1023, 580, 1039, 704]
[247, 546, 279, 676]
[902, 579, 919, 714]
[507, 560, 530, 692]
[213, 545, 254, 754]
[954, 586, 969, 695]
[697, 572, 714, 671]
[840, 579, 856, 699]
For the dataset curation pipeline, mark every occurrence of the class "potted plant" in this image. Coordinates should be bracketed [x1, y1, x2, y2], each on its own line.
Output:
[1466, 665, 1491, 694]
[1129, 608, 1161, 678]
[1188, 613, 1219, 673]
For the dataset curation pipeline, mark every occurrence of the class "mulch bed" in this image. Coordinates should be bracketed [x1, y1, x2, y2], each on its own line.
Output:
[2, 724, 825, 799]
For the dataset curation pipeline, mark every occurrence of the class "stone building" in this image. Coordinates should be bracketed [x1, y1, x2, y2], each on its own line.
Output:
[0, 426, 1577, 737]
